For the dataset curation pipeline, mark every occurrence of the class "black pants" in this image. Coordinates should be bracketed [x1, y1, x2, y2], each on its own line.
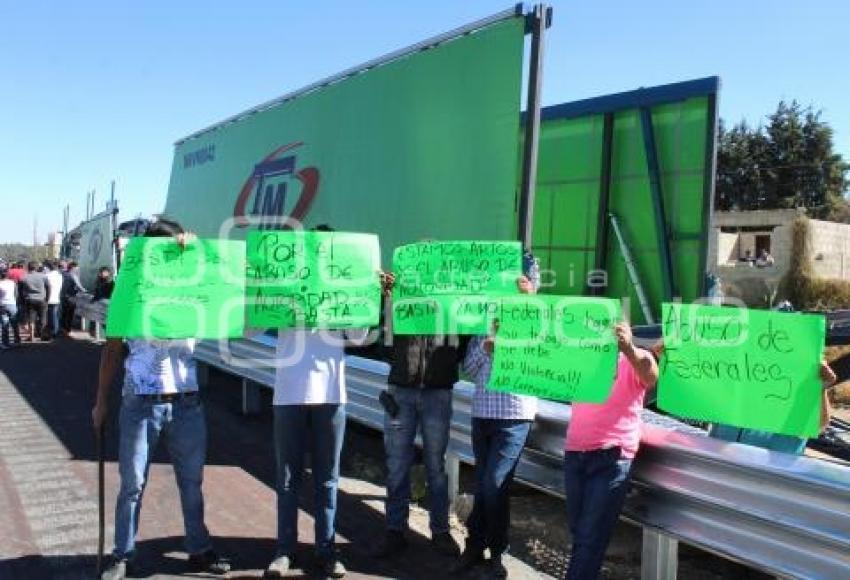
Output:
[60, 297, 76, 332]
[24, 299, 47, 334]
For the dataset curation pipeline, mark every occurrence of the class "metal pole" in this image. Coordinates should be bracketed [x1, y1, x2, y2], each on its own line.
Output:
[517, 4, 549, 248]
[639, 107, 675, 301]
[110, 180, 119, 271]
[610, 212, 654, 324]
[589, 112, 614, 295]
[699, 90, 720, 297]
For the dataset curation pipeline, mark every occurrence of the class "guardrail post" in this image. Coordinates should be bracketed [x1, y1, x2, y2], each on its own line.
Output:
[241, 379, 263, 415]
[446, 451, 460, 505]
[641, 528, 678, 580]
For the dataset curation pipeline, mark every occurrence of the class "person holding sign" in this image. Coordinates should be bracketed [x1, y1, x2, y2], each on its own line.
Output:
[374, 272, 469, 559]
[265, 225, 373, 580]
[92, 219, 230, 580]
[452, 270, 538, 578]
[708, 360, 836, 454]
[563, 322, 658, 580]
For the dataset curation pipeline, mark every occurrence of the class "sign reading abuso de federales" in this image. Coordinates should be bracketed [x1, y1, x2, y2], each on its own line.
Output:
[658, 303, 826, 437]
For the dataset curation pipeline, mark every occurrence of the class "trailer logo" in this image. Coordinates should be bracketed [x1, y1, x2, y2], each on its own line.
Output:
[233, 142, 319, 229]
[87, 228, 103, 260]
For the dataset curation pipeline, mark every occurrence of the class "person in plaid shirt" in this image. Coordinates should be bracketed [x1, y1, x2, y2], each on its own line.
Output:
[452, 255, 539, 578]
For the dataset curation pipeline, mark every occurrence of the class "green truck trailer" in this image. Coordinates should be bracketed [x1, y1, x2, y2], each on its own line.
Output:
[162, 6, 718, 324]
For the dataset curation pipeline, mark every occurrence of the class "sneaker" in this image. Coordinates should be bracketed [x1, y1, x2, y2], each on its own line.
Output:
[372, 530, 408, 558]
[100, 557, 129, 580]
[316, 554, 347, 578]
[489, 554, 508, 579]
[450, 546, 485, 575]
[265, 554, 294, 578]
[431, 532, 461, 557]
[187, 549, 231, 575]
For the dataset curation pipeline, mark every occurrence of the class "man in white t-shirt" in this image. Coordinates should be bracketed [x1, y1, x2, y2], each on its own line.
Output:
[264, 223, 376, 579]
[45, 260, 63, 338]
[0, 267, 21, 347]
[266, 326, 370, 579]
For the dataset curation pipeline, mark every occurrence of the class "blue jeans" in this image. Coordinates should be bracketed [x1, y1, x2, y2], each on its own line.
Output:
[114, 393, 211, 559]
[384, 386, 452, 534]
[273, 404, 346, 558]
[0, 303, 20, 345]
[47, 303, 60, 337]
[563, 448, 633, 580]
[466, 418, 532, 556]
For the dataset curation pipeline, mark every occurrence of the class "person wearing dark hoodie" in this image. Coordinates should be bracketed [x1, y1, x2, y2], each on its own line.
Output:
[374, 268, 470, 559]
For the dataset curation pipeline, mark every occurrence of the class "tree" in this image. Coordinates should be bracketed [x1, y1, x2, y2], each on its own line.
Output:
[715, 101, 850, 221]
[0, 243, 49, 263]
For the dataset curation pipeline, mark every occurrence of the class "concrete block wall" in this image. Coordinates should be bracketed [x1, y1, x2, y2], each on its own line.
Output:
[809, 219, 850, 280]
[710, 209, 798, 274]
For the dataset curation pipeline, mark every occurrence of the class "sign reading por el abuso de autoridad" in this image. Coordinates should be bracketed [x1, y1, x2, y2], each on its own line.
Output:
[487, 295, 622, 402]
[391, 240, 523, 335]
[246, 231, 381, 329]
[658, 303, 826, 438]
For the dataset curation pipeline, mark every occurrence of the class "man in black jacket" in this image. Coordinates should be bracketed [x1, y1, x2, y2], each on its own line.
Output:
[376, 273, 468, 558]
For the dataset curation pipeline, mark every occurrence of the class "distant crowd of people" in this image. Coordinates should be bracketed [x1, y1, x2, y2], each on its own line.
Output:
[0, 258, 115, 348]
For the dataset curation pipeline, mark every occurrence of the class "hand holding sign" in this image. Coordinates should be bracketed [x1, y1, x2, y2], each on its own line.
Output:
[657, 304, 826, 438]
[391, 240, 523, 335]
[105, 238, 246, 339]
[487, 296, 621, 402]
[246, 231, 381, 329]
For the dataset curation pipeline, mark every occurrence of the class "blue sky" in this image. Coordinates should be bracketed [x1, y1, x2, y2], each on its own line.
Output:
[1, 0, 847, 244]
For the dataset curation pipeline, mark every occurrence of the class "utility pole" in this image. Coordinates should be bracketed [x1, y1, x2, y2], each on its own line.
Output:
[32, 214, 39, 260]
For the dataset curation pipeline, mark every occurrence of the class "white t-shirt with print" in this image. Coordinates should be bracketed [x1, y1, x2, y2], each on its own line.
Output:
[123, 339, 198, 395]
[273, 329, 368, 406]
[46, 270, 63, 304]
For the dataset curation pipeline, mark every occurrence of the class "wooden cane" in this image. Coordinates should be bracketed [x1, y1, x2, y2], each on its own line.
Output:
[96, 423, 105, 575]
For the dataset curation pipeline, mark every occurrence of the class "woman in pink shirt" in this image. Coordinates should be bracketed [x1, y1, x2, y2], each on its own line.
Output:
[563, 322, 658, 580]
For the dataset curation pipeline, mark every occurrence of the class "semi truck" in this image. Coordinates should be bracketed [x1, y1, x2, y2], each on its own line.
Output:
[161, 5, 718, 324]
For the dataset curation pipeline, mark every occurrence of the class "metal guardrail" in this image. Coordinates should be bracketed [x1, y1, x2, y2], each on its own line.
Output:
[195, 337, 850, 580]
[70, 300, 850, 579]
[72, 293, 108, 339]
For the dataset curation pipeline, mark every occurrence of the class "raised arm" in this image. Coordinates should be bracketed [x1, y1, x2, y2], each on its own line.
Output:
[819, 360, 837, 432]
[616, 322, 658, 388]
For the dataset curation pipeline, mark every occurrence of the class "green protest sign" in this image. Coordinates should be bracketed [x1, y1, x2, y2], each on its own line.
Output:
[487, 295, 621, 402]
[246, 231, 381, 329]
[391, 240, 522, 334]
[657, 303, 826, 438]
[105, 238, 246, 339]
